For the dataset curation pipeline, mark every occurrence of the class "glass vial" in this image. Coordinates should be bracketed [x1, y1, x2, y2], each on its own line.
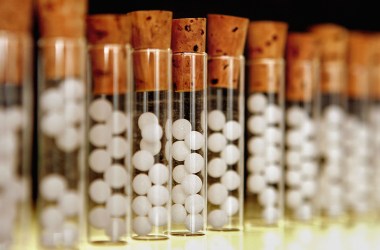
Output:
[245, 21, 288, 228]
[284, 33, 320, 224]
[206, 14, 249, 231]
[0, 32, 33, 248]
[130, 10, 172, 240]
[310, 24, 349, 223]
[86, 15, 132, 244]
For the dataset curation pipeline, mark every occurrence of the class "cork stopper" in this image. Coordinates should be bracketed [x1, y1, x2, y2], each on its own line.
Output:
[370, 34, 380, 99]
[172, 18, 206, 53]
[286, 33, 319, 101]
[0, 0, 33, 33]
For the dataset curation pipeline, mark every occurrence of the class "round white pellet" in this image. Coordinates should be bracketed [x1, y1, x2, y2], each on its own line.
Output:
[208, 133, 227, 153]
[132, 196, 152, 216]
[286, 190, 302, 208]
[165, 119, 172, 140]
[266, 145, 281, 164]
[89, 124, 112, 147]
[108, 111, 127, 135]
[264, 165, 281, 184]
[89, 179, 111, 203]
[61, 222, 78, 247]
[286, 106, 306, 127]
[148, 206, 167, 227]
[173, 165, 187, 184]
[286, 170, 302, 187]
[265, 104, 282, 124]
[138, 112, 158, 130]
[184, 153, 204, 174]
[58, 191, 79, 217]
[265, 126, 281, 145]
[221, 196, 239, 216]
[247, 115, 267, 135]
[223, 121, 242, 141]
[140, 139, 161, 156]
[40, 174, 67, 201]
[208, 110, 226, 132]
[107, 136, 128, 159]
[40, 88, 64, 112]
[185, 214, 203, 232]
[185, 194, 204, 214]
[324, 106, 344, 125]
[221, 170, 240, 191]
[247, 94, 267, 113]
[89, 99, 112, 122]
[172, 141, 191, 162]
[247, 156, 265, 174]
[133, 216, 152, 236]
[300, 180, 316, 198]
[262, 206, 279, 224]
[172, 185, 187, 204]
[0, 133, 17, 157]
[89, 206, 110, 229]
[286, 150, 301, 167]
[208, 210, 228, 230]
[258, 187, 277, 206]
[104, 165, 128, 189]
[185, 131, 204, 150]
[302, 120, 316, 138]
[141, 123, 163, 143]
[147, 185, 169, 206]
[60, 78, 84, 100]
[172, 119, 192, 140]
[148, 163, 169, 185]
[286, 129, 303, 148]
[63, 102, 82, 125]
[89, 149, 111, 173]
[171, 204, 187, 224]
[221, 145, 240, 165]
[105, 218, 126, 242]
[132, 174, 152, 195]
[181, 174, 202, 195]
[248, 137, 266, 155]
[208, 158, 227, 178]
[106, 194, 126, 217]
[41, 112, 65, 137]
[301, 141, 318, 159]
[56, 126, 79, 153]
[296, 204, 312, 221]
[41, 206, 64, 230]
[247, 175, 266, 194]
[132, 150, 154, 172]
[208, 183, 228, 205]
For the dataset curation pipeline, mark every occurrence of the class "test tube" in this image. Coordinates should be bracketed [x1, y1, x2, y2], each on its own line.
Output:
[36, 0, 87, 248]
[310, 24, 348, 222]
[130, 10, 172, 240]
[86, 14, 131, 244]
[206, 14, 248, 231]
[284, 33, 320, 224]
[169, 18, 207, 236]
[0, 0, 33, 247]
[245, 21, 288, 228]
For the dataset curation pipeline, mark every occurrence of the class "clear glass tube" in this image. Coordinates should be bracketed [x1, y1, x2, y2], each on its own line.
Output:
[169, 52, 207, 236]
[131, 49, 171, 240]
[37, 38, 86, 249]
[0, 31, 33, 249]
[86, 44, 131, 244]
[245, 58, 285, 228]
[206, 55, 244, 231]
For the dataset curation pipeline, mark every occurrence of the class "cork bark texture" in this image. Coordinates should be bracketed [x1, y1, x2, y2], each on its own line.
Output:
[370, 34, 380, 99]
[0, 0, 33, 33]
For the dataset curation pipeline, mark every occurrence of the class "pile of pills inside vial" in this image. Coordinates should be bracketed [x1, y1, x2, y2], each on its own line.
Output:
[88, 96, 129, 241]
[131, 112, 169, 237]
[171, 117, 206, 233]
[284, 105, 318, 221]
[246, 93, 282, 224]
[207, 110, 242, 229]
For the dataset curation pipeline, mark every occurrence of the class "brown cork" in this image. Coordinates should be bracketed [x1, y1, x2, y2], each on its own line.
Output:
[286, 33, 319, 101]
[172, 18, 206, 53]
[370, 34, 380, 99]
[0, 0, 33, 33]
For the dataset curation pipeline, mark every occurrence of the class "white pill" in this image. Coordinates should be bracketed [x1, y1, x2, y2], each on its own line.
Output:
[248, 137, 266, 155]
[185, 194, 204, 214]
[286, 150, 301, 167]
[221, 144, 240, 165]
[148, 206, 168, 227]
[105, 218, 126, 242]
[132, 174, 152, 195]
[296, 204, 312, 221]
[139, 139, 161, 156]
[148, 163, 169, 185]
[185, 131, 204, 150]
[265, 104, 282, 124]
[89, 124, 112, 147]
[302, 120, 316, 138]
[89, 99, 112, 122]
[107, 136, 128, 159]
[172, 141, 191, 162]
[104, 165, 128, 189]
[106, 194, 126, 217]
[208, 110, 226, 132]
[324, 105, 344, 125]
[247, 156, 265, 174]
[89, 206, 110, 229]
[171, 204, 187, 224]
[58, 191, 79, 217]
[89, 179, 111, 203]
[265, 126, 281, 145]
[181, 174, 202, 195]
[247, 175, 266, 194]
[89, 149, 111, 173]
[60, 78, 84, 100]
[138, 112, 158, 129]
[107, 111, 127, 135]
[208, 158, 227, 178]
[172, 185, 187, 204]
[300, 180, 316, 198]
[262, 206, 279, 224]
[61, 222, 78, 247]
[40, 174, 67, 201]
[132, 150, 154, 172]
[301, 141, 318, 158]
[142, 123, 163, 143]
[286, 190, 302, 208]
[173, 165, 187, 184]
[259, 187, 277, 206]
[286, 129, 303, 148]
[63, 102, 82, 125]
[221, 170, 240, 191]
[0, 133, 17, 157]
[184, 153, 204, 174]
[208, 209, 228, 229]
[208, 183, 228, 205]
[185, 214, 203, 232]
[264, 165, 281, 184]
[247, 93, 267, 113]
[248, 116, 268, 138]
[223, 121, 242, 141]
[132, 196, 152, 216]
[41, 206, 64, 230]
[133, 216, 152, 236]
[286, 170, 302, 187]
[286, 106, 305, 127]
[208, 133, 227, 153]
[41, 112, 65, 137]
[266, 145, 281, 164]
[165, 119, 172, 140]
[172, 119, 192, 140]
[56, 126, 80, 153]
[147, 185, 169, 206]
[221, 196, 239, 216]
[40, 88, 64, 112]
